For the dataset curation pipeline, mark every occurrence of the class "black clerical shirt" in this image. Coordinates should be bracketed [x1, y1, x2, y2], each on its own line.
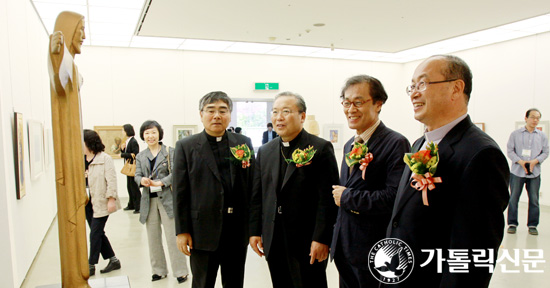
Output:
[277, 130, 304, 202]
[205, 132, 233, 210]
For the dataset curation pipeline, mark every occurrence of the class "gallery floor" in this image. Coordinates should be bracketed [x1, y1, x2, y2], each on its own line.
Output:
[21, 199, 549, 287]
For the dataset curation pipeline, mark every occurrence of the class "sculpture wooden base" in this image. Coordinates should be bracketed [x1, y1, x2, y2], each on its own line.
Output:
[37, 276, 130, 288]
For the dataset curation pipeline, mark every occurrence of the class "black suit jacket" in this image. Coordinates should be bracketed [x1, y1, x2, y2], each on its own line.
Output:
[262, 130, 278, 144]
[120, 137, 139, 164]
[384, 116, 509, 288]
[330, 122, 410, 269]
[173, 131, 254, 251]
[249, 129, 339, 258]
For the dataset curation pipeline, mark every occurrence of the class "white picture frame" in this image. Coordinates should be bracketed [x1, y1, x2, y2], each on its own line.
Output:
[323, 124, 344, 149]
[28, 120, 44, 180]
[173, 125, 198, 147]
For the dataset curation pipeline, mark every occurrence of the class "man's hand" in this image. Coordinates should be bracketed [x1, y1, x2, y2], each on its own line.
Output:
[528, 159, 539, 172]
[177, 233, 193, 256]
[309, 241, 329, 264]
[332, 185, 346, 207]
[517, 160, 528, 174]
[50, 31, 64, 54]
[249, 236, 264, 257]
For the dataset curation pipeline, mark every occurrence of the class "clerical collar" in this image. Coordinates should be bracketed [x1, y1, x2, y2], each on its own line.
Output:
[424, 113, 468, 144]
[205, 131, 227, 143]
[280, 129, 303, 148]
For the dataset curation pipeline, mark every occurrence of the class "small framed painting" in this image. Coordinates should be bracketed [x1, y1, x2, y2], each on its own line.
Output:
[474, 122, 485, 132]
[173, 125, 198, 146]
[94, 126, 125, 159]
[14, 112, 26, 199]
[323, 124, 344, 149]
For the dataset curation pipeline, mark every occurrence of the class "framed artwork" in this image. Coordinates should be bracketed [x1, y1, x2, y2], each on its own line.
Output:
[474, 122, 485, 132]
[14, 112, 25, 199]
[94, 126, 125, 159]
[323, 124, 344, 149]
[28, 120, 45, 180]
[44, 128, 52, 168]
[173, 125, 197, 146]
[515, 121, 549, 136]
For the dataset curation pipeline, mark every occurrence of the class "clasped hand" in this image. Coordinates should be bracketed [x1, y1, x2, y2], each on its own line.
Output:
[140, 177, 163, 187]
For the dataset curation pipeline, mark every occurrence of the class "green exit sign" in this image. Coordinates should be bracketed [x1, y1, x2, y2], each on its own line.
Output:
[255, 83, 279, 90]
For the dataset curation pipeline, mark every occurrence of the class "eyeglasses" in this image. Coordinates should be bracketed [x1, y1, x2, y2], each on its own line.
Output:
[271, 109, 296, 117]
[341, 100, 367, 108]
[406, 79, 458, 96]
[528, 116, 541, 120]
[202, 108, 229, 116]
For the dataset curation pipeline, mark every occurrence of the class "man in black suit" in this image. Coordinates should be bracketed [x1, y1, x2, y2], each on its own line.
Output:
[173, 91, 254, 288]
[120, 124, 140, 214]
[330, 75, 410, 287]
[383, 55, 509, 287]
[249, 91, 339, 288]
[262, 122, 278, 144]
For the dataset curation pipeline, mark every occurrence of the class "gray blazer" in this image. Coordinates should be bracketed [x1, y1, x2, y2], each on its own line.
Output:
[134, 144, 175, 224]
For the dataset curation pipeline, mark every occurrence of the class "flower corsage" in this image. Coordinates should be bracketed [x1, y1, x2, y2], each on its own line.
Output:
[285, 145, 316, 167]
[230, 144, 252, 168]
[345, 142, 373, 180]
[403, 141, 442, 206]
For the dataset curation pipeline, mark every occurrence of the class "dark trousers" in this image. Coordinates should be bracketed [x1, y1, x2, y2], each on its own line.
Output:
[267, 219, 328, 288]
[334, 246, 378, 288]
[190, 214, 247, 288]
[126, 175, 141, 211]
[85, 201, 115, 264]
[508, 174, 541, 227]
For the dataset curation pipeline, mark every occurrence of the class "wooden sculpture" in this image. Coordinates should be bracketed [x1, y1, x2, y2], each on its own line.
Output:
[48, 11, 90, 287]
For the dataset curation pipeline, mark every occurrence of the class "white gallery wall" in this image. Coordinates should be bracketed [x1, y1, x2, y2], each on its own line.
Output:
[1, 0, 550, 286]
[0, 0, 58, 287]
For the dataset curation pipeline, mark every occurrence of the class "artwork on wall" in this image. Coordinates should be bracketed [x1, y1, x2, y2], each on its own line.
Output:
[323, 124, 344, 149]
[44, 127, 52, 168]
[28, 120, 45, 180]
[14, 112, 25, 199]
[173, 125, 197, 147]
[94, 126, 125, 159]
[474, 122, 485, 132]
[515, 121, 549, 136]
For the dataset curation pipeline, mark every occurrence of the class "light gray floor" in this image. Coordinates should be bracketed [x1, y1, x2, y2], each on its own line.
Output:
[21, 199, 549, 287]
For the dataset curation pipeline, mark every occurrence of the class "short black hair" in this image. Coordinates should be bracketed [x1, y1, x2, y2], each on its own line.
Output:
[84, 129, 105, 154]
[123, 124, 135, 136]
[432, 55, 473, 100]
[199, 91, 233, 112]
[139, 120, 164, 141]
[267, 123, 273, 128]
[235, 127, 242, 133]
[526, 108, 541, 118]
[340, 75, 388, 106]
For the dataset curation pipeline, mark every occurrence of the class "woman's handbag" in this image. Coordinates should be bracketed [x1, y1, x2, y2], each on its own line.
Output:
[121, 153, 136, 176]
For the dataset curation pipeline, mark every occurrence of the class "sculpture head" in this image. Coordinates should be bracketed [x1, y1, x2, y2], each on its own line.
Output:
[53, 11, 85, 57]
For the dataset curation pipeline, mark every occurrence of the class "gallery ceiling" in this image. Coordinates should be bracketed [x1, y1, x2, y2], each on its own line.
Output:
[32, 0, 550, 62]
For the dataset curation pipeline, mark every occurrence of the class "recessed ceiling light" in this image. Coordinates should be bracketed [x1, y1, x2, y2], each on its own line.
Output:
[313, 23, 325, 27]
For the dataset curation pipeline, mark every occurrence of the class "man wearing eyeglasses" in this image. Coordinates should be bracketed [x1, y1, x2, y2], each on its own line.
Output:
[330, 75, 410, 287]
[249, 91, 339, 288]
[506, 108, 548, 236]
[173, 91, 254, 288]
[384, 55, 509, 287]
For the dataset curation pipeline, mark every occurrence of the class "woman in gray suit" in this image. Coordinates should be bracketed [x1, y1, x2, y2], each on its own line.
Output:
[134, 120, 189, 284]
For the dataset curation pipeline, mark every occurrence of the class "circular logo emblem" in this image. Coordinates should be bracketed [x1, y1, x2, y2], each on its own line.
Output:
[368, 238, 414, 284]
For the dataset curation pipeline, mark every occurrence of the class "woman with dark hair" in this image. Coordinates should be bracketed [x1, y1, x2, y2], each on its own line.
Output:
[120, 124, 140, 213]
[134, 120, 189, 284]
[83, 129, 122, 276]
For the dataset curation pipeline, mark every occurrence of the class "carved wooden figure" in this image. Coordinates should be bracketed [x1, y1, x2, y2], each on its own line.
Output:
[48, 11, 90, 287]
